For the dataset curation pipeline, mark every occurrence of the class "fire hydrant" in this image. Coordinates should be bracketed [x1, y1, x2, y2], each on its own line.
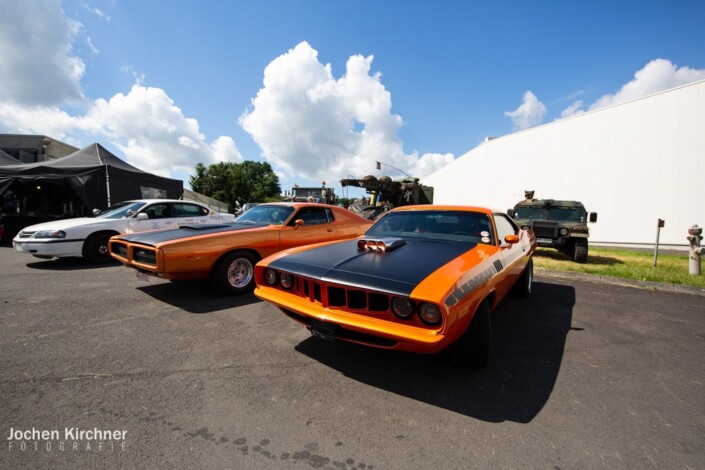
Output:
[687, 225, 704, 276]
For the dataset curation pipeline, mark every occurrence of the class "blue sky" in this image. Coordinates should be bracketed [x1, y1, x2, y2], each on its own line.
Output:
[1, 0, 704, 198]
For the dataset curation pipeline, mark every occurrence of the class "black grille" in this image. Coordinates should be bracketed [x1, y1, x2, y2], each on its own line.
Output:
[493, 259, 504, 273]
[291, 274, 391, 312]
[18, 231, 36, 239]
[111, 243, 127, 258]
[533, 221, 558, 238]
[133, 248, 157, 266]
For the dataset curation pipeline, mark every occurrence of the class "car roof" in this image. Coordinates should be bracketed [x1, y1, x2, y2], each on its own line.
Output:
[253, 202, 338, 209]
[117, 199, 198, 204]
[388, 205, 498, 215]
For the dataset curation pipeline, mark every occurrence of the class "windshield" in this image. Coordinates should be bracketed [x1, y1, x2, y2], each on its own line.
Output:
[96, 202, 147, 219]
[514, 206, 585, 222]
[367, 210, 494, 244]
[235, 205, 294, 225]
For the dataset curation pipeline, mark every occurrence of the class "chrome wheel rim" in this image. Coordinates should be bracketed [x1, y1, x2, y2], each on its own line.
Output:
[227, 258, 253, 288]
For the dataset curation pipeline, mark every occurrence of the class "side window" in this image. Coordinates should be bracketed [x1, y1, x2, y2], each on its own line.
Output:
[325, 208, 335, 223]
[142, 203, 171, 219]
[292, 207, 330, 225]
[174, 203, 208, 218]
[493, 214, 519, 246]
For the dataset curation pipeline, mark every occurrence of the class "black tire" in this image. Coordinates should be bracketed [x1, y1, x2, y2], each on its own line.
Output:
[573, 239, 588, 263]
[449, 300, 491, 369]
[211, 251, 258, 295]
[82, 233, 114, 264]
[513, 257, 533, 298]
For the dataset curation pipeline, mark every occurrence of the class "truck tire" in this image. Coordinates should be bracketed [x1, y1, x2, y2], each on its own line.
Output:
[573, 239, 588, 263]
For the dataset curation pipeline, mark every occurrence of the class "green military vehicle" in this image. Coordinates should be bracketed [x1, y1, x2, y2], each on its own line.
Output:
[508, 191, 598, 263]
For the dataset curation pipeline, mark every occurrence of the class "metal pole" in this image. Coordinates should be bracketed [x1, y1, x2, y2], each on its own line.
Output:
[96, 144, 111, 207]
[653, 219, 663, 267]
[688, 225, 703, 276]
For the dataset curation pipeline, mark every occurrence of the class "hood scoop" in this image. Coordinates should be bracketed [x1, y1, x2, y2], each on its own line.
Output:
[356, 237, 406, 253]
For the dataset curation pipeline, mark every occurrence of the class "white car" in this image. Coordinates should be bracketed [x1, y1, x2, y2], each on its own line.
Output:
[13, 199, 235, 263]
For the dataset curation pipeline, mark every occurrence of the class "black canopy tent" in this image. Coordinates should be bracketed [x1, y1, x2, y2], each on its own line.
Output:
[0, 149, 18, 165]
[0, 143, 183, 241]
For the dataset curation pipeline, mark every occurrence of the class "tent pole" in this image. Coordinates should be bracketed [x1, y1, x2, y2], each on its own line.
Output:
[96, 144, 111, 207]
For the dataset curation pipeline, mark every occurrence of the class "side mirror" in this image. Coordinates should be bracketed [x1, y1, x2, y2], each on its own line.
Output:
[136, 213, 149, 220]
[507, 209, 515, 218]
[92, 208, 101, 216]
[504, 234, 519, 244]
[293, 219, 304, 229]
[589, 212, 598, 223]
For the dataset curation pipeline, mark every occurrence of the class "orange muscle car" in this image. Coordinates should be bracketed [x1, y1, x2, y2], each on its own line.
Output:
[254, 205, 536, 368]
[109, 203, 373, 294]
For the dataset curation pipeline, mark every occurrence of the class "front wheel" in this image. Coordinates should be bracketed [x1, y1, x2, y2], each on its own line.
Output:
[211, 251, 257, 295]
[513, 257, 533, 298]
[82, 233, 113, 264]
[448, 300, 491, 369]
[573, 239, 588, 263]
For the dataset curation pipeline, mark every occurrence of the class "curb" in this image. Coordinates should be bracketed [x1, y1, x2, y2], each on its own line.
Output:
[535, 268, 705, 297]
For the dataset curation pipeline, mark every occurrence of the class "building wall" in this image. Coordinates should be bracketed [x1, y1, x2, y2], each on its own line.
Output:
[424, 80, 705, 248]
[0, 134, 78, 163]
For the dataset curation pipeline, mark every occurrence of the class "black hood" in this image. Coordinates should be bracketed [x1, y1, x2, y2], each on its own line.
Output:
[118, 222, 269, 245]
[268, 238, 475, 296]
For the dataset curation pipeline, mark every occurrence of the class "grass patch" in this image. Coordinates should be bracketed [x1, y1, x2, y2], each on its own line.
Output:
[533, 247, 705, 288]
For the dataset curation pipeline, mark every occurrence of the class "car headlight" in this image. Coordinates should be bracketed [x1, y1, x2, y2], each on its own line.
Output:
[418, 303, 442, 326]
[34, 230, 66, 239]
[264, 269, 277, 285]
[392, 297, 415, 319]
[559, 228, 569, 236]
[280, 272, 294, 290]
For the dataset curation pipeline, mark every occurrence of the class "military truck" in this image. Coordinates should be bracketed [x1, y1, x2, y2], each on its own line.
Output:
[340, 175, 433, 220]
[508, 191, 597, 263]
[287, 185, 336, 204]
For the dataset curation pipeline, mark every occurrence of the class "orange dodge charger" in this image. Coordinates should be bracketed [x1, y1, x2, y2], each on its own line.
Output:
[109, 203, 373, 294]
[254, 205, 536, 368]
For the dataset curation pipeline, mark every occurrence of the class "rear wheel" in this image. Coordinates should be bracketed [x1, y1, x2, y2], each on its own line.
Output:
[211, 251, 257, 295]
[573, 239, 588, 263]
[449, 300, 491, 369]
[82, 233, 114, 264]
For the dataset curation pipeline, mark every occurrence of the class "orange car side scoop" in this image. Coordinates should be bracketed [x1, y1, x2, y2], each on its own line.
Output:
[356, 237, 406, 253]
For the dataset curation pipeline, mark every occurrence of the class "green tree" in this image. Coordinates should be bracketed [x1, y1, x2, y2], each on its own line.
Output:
[189, 161, 281, 212]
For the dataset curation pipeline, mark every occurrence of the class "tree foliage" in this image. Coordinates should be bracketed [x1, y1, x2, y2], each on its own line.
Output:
[189, 161, 281, 211]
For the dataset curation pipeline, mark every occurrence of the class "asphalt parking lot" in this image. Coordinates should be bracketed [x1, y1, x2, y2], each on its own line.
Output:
[1, 246, 704, 469]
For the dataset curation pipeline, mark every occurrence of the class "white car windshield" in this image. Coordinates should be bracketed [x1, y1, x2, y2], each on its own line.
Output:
[96, 202, 147, 219]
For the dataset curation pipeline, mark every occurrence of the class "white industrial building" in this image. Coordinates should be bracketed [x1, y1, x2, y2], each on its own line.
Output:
[425, 79, 705, 249]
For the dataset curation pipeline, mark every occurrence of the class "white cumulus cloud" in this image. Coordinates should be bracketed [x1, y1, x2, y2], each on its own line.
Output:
[504, 91, 547, 131]
[0, 0, 85, 106]
[560, 59, 705, 117]
[240, 41, 453, 180]
[0, 1, 242, 179]
[82, 85, 243, 176]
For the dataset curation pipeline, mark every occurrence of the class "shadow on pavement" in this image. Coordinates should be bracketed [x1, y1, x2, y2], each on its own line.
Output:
[294, 281, 575, 423]
[137, 280, 261, 314]
[25, 258, 121, 270]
